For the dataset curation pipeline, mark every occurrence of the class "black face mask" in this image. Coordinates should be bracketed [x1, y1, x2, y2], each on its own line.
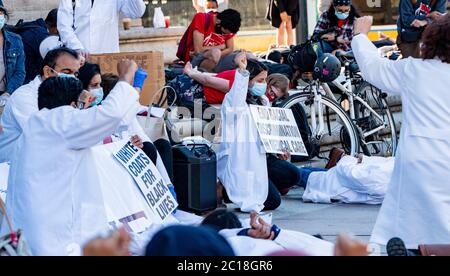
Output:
[214, 24, 223, 34]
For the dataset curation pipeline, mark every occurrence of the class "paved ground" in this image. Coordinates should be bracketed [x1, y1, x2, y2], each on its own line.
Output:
[230, 186, 381, 246]
[272, 187, 380, 244]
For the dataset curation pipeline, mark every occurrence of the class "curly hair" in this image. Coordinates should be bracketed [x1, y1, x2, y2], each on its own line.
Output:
[420, 13, 450, 64]
[217, 9, 241, 34]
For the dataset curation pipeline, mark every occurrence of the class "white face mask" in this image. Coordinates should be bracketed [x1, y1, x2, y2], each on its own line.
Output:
[0, 15, 6, 30]
[50, 68, 77, 79]
[90, 87, 104, 106]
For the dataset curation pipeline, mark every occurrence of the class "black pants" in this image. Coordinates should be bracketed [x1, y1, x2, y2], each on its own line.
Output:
[263, 155, 302, 210]
[154, 139, 174, 182]
[142, 139, 174, 182]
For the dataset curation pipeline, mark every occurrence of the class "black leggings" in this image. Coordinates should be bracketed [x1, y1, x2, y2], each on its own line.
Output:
[142, 139, 174, 182]
[263, 155, 301, 210]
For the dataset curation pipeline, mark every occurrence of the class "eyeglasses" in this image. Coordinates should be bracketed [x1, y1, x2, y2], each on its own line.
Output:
[50, 67, 80, 78]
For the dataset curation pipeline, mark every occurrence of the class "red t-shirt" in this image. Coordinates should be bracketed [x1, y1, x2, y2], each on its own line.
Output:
[184, 12, 235, 62]
[337, 19, 346, 28]
[203, 70, 236, 104]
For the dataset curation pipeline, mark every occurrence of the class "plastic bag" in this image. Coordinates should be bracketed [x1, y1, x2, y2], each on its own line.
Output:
[153, 7, 166, 29]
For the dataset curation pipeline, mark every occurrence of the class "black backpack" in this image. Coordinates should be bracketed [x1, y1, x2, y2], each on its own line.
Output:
[6, 19, 43, 35]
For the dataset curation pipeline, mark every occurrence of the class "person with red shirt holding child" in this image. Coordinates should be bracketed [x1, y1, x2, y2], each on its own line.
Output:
[177, 9, 242, 72]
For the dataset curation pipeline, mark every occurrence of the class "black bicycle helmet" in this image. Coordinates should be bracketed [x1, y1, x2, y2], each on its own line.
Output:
[313, 53, 341, 83]
[287, 42, 317, 72]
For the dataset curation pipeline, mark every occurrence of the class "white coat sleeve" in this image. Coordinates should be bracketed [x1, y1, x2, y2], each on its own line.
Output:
[351, 34, 408, 96]
[58, 0, 85, 51]
[118, 0, 146, 18]
[224, 70, 250, 109]
[60, 82, 139, 150]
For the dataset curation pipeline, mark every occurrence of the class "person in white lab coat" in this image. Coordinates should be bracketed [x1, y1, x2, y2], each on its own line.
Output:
[0, 47, 81, 163]
[303, 155, 394, 205]
[0, 59, 141, 256]
[57, 0, 146, 57]
[87, 70, 174, 188]
[217, 55, 296, 212]
[352, 15, 450, 249]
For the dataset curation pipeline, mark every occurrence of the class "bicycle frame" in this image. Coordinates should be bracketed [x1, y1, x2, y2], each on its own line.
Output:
[320, 65, 388, 140]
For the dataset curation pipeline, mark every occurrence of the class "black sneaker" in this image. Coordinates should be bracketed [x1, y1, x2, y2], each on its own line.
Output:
[386, 237, 408, 256]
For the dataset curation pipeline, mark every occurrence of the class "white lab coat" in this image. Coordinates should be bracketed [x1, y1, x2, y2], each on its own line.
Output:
[303, 156, 394, 204]
[352, 34, 450, 248]
[217, 70, 268, 212]
[0, 81, 140, 256]
[58, 0, 146, 54]
[220, 228, 334, 256]
[0, 163, 8, 202]
[0, 76, 42, 163]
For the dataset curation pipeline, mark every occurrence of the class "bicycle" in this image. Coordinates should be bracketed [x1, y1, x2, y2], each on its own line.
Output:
[280, 30, 398, 160]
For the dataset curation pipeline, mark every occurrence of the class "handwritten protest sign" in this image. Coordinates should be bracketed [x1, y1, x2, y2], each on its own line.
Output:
[250, 105, 308, 156]
[113, 141, 178, 223]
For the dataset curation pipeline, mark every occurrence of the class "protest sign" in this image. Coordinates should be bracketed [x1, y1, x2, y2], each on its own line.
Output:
[113, 141, 178, 223]
[250, 105, 308, 156]
[89, 51, 164, 106]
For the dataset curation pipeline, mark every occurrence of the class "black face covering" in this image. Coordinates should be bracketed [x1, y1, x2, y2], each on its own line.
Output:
[214, 24, 223, 34]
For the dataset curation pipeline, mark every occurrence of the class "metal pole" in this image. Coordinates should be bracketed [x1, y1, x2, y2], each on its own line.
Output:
[296, 0, 309, 45]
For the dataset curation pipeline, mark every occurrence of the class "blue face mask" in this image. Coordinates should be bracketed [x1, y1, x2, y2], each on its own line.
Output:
[0, 16, 6, 30]
[58, 73, 77, 79]
[90, 87, 104, 106]
[335, 11, 350, 20]
[249, 82, 267, 97]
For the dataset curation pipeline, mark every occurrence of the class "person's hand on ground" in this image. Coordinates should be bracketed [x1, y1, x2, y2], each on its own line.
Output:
[354, 16, 373, 35]
[334, 234, 368, 256]
[130, 135, 144, 149]
[247, 212, 275, 240]
[117, 59, 138, 85]
[83, 228, 131, 256]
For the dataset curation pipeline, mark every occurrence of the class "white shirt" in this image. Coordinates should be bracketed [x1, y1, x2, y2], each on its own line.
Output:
[1, 81, 139, 256]
[303, 156, 394, 205]
[58, 0, 146, 54]
[352, 34, 450, 248]
[220, 228, 334, 256]
[217, 70, 268, 212]
[0, 76, 42, 163]
[0, 163, 8, 202]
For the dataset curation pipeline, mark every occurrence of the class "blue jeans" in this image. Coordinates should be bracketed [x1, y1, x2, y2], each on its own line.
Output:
[317, 41, 335, 57]
[298, 167, 328, 188]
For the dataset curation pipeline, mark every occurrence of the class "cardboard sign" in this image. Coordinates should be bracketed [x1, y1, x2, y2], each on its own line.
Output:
[250, 105, 308, 156]
[113, 141, 178, 223]
[89, 51, 164, 106]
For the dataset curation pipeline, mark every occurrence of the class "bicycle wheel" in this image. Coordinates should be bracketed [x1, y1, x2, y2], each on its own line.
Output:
[353, 81, 398, 157]
[280, 91, 360, 158]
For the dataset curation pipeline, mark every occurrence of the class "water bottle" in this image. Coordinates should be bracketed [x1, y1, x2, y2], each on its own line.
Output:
[133, 68, 148, 91]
